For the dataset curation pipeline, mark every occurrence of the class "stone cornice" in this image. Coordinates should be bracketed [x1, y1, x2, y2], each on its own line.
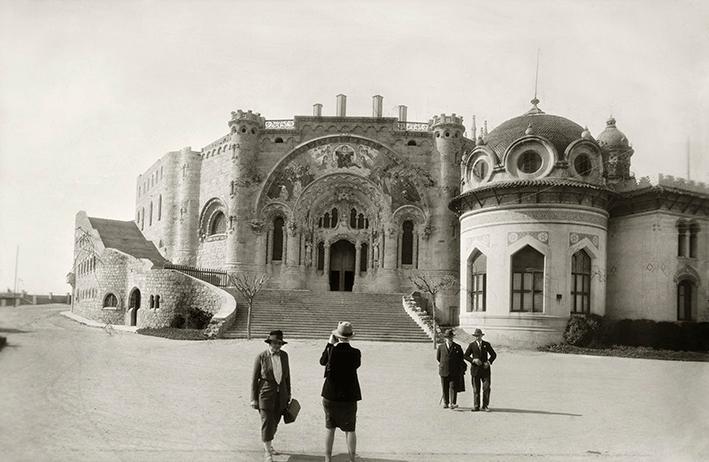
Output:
[609, 186, 709, 218]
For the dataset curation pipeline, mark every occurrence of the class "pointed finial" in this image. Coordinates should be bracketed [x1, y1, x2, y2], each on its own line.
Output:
[471, 115, 477, 139]
[484, 120, 488, 136]
[581, 126, 592, 140]
[525, 123, 534, 135]
[606, 115, 616, 126]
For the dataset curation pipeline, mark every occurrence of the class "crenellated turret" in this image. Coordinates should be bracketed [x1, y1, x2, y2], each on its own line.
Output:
[226, 110, 265, 272]
[173, 147, 202, 265]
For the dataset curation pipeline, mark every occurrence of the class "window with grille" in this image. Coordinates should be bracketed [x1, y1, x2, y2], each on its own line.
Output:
[511, 246, 544, 312]
[469, 252, 487, 312]
[571, 249, 591, 313]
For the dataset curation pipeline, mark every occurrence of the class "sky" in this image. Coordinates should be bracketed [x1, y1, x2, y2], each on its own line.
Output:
[1, 0, 708, 293]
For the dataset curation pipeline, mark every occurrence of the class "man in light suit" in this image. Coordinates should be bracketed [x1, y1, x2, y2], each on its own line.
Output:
[251, 330, 291, 462]
[436, 328, 466, 409]
[464, 328, 497, 412]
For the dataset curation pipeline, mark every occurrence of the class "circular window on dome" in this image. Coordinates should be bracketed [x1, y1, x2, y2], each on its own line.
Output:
[518, 151, 542, 174]
[574, 154, 593, 177]
[472, 159, 489, 181]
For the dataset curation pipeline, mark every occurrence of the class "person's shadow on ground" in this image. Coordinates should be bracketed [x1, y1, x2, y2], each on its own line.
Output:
[452, 406, 581, 416]
[286, 454, 407, 462]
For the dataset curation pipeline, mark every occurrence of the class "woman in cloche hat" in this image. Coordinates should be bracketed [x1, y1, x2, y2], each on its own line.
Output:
[251, 330, 292, 462]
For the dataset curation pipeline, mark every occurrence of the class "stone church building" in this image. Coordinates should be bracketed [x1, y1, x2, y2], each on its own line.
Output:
[70, 94, 709, 346]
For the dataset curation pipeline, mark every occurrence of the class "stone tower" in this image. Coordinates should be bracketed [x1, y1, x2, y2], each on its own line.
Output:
[226, 110, 265, 273]
[172, 147, 202, 265]
[430, 114, 464, 319]
[597, 116, 634, 183]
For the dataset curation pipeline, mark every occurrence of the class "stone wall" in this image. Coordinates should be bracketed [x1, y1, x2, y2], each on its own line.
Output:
[197, 236, 227, 269]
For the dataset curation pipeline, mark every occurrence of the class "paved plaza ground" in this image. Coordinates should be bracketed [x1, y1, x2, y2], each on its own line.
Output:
[1, 305, 708, 462]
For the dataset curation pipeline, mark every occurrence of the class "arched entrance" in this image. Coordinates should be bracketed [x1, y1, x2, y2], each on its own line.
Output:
[330, 240, 355, 291]
[129, 288, 141, 326]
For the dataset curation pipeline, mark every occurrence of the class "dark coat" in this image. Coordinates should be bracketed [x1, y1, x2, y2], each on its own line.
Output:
[319, 342, 362, 402]
[251, 349, 291, 412]
[437, 341, 466, 392]
[464, 340, 497, 377]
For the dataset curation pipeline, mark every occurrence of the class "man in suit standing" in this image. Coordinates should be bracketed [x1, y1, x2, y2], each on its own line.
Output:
[320, 321, 361, 462]
[436, 328, 466, 409]
[464, 328, 497, 412]
[251, 330, 291, 462]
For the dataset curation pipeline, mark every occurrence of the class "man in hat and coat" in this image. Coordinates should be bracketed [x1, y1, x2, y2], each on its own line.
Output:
[436, 328, 466, 409]
[251, 330, 292, 461]
[319, 321, 361, 462]
[464, 328, 497, 411]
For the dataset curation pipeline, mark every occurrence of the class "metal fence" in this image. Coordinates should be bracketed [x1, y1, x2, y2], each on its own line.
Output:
[164, 264, 228, 287]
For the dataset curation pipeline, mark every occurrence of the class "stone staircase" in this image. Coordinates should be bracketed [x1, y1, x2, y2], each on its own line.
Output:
[222, 289, 430, 342]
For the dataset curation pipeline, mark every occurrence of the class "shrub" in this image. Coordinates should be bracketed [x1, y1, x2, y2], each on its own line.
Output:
[186, 307, 213, 329]
[563, 314, 603, 347]
[169, 314, 186, 329]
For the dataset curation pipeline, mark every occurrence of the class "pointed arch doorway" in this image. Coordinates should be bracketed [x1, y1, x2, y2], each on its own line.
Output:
[330, 240, 355, 291]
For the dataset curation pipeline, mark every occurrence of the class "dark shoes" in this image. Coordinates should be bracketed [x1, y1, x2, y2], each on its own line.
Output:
[472, 407, 480, 412]
[482, 407, 491, 412]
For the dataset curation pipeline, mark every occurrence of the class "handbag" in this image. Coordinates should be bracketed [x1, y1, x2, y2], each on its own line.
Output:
[283, 398, 300, 424]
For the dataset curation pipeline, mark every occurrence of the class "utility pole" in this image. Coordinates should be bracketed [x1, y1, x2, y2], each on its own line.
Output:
[686, 137, 691, 181]
[13, 245, 19, 294]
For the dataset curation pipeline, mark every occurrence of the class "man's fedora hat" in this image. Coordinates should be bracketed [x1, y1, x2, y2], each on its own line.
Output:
[265, 330, 287, 344]
[332, 321, 354, 339]
[472, 328, 485, 337]
[443, 328, 455, 338]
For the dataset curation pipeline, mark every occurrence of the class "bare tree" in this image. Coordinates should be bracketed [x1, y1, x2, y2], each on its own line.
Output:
[228, 272, 270, 340]
[408, 271, 457, 349]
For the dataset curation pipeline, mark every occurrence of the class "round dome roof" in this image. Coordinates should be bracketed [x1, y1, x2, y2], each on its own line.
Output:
[596, 116, 629, 149]
[484, 105, 584, 157]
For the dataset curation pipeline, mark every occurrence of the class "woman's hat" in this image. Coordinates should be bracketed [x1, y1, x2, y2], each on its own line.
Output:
[332, 321, 354, 339]
[472, 328, 485, 337]
[443, 328, 455, 338]
[265, 330, 287, 344]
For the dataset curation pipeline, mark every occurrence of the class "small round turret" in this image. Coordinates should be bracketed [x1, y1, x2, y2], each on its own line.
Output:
[597, 116, 629, 149]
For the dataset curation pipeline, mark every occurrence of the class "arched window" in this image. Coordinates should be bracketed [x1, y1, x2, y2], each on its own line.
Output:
[317, 242, 325, 271]
[357, 214, 365, 229]
[511, 246, 544, 312]
[274, 137, 284, 143]
[469, 251, 487, 312]
[401, 220, 414, 265]
[677, 280, 694, 321]
[324, 213, 330, 228]
[141, 208, 145, 230]
[407, 140, 417, 146]
[158, 195, 162, 220]
[318, 217, 323, 228]
[472, 160, 488, 181]
[209, 211, 226, 235]
[331, 208, 338, 227]
[360, 243, 369, 273]
[272, 217, 284, 261]
[571, 249, 592, 314]
[350, 208, 357, 228]
[149, 202, 153, 226]
[149, 295, 155, 308]
[155, 295, 160, 309]
[103, 293, 118, 308]
[689, 223, 699, 258]
[677, 221, 688, 257]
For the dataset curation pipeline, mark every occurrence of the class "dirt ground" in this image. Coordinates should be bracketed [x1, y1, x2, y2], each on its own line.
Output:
[1, 304, 708, 461]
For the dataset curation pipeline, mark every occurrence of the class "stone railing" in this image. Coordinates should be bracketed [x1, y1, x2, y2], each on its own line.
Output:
[395, 121, 431, 132]
[264, 119, 295, 130]
[401, 292, 441, 341]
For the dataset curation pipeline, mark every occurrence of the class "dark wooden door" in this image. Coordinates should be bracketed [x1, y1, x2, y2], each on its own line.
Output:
[329, 240, 355, 291]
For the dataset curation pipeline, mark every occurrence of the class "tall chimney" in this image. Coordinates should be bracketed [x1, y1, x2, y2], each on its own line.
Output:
[336, 94, 347, 117]
[398, 105, 408, 122]
[372, 95, 383, 118]
[313, 103, 322, 117]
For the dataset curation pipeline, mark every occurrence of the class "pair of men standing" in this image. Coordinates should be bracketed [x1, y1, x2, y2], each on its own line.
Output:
[437, 328, 497, 411]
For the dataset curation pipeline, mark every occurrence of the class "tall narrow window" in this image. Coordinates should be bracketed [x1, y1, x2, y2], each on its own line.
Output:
[317, 242, 325, 271]
[155, 295, 160, 309]
[350, 209, 357, 228]
[360, 243, 369, 273]
[511, 246, 544, 312]
[401, 220, 414, 265]
[469, 251, 487, 312]
[689, 223, 699, 258]
[571, 250, 592, 313]
[357, 214, 365, 229]
[677, 221, 688, 257]
[324, 213, 330, 228]
[141, 208, 145, 230]
[158, 195, 162, 220]
[209, 212, 226, 235]
[677, 280, 694, 321]
[149, 202, 153, 226]
[149, 295, 155, 308]
[331, 208, 338, 227]
[272, 217, 284, 261]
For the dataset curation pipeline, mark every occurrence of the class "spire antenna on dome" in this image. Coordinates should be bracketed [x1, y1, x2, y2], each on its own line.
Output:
[533, 48, 540, 106]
